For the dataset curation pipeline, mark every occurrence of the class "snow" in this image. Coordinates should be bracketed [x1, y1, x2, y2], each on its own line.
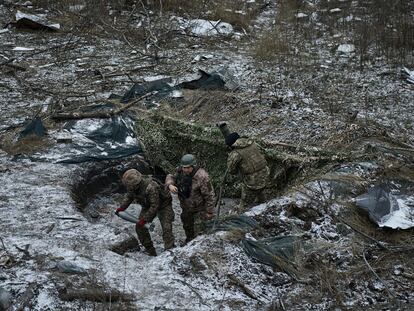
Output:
[13, 47, 35, 51]
[379, 196, 414, 229]
[188, 19, 234, 36]
[337, 44, 355, 53]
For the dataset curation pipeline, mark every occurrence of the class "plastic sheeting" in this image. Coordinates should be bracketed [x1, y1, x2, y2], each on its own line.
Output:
[205, 215, 258, 232]
[242, 236, 302, 277]
[18, 117, 46, 139]
[206, 215, 303, 277]
[120, 69, 234, 103]
[355, 183, 414, 229]
[57, 114, 141, 164]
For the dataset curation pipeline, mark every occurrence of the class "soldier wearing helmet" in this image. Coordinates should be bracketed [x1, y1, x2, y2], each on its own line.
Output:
[116, 169, 175, 256]
[218, 122, 269, 213]
[165, 154, 216, 245]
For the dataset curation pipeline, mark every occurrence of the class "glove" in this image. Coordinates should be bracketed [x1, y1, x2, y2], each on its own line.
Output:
[115, 206, 127, 215]
[137, 218, 146, 228]
[206, 212, 215, 220]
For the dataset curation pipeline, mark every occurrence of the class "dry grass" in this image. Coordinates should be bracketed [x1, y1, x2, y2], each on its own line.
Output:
[0, 133, 52, 155]
[252, 30, 291, 62]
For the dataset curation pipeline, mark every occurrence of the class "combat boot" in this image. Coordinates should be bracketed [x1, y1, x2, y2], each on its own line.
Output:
[146, 247, 157, 256]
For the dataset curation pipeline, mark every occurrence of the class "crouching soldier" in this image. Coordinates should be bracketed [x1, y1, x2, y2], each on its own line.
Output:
[218, 123, 269, 213]
[115, 169, 175, 256]
[165, 154, 216, 245]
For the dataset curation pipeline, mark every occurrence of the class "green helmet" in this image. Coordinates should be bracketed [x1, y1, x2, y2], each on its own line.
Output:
[180, 154, 196, 167]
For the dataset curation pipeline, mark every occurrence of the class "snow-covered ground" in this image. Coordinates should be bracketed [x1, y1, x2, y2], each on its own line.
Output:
[1, 0, 414, 310]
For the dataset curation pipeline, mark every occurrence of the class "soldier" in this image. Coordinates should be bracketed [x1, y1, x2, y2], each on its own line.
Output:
[219, 123, 269, 213]
[115, 169, 174, 256]
[165, 154, 216, 245]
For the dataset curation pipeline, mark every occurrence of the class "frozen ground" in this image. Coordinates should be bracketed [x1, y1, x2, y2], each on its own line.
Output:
[1, 0, 413, 310]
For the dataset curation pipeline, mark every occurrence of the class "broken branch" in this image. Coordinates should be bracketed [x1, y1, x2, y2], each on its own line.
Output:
[51, 92, 156, 120]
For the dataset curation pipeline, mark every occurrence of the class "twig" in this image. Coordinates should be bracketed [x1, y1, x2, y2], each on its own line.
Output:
[0, 236, 9, 254]
[362, 250, 395, 298]
[227, 274, 261, 301]
[337, 217, 389, 251]
[56, 216, 83, 221]
[212, 168, 228, 230]
[173, 278, 208, 307]
[15, 244, 31, 259]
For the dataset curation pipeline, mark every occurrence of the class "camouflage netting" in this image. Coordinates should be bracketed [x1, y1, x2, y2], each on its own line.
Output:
[134, 111, 343, 196]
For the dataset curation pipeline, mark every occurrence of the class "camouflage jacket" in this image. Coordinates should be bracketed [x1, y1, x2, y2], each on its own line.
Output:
[227, 137, 269, 190]
[121, 176, 172, 222]
[165, 167, 216, 213]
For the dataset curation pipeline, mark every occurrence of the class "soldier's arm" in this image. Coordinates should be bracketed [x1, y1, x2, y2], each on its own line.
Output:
[165, 173, 176, 186]
[200, 173, 216, 214]
[119, 192, 134, 210]
[142, 184, 160, 222]
[165, 172, 179, 194]
[226, 151, 242, 175]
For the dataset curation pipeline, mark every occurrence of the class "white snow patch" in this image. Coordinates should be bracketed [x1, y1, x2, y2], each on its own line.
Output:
[188, 19, 233, 36]
[13, 47, 35, 51]
[244, 203, 268, 216]
[337, 44, 355, 54]
[296, 13, 308, 18]
[378, 196, 414, 229]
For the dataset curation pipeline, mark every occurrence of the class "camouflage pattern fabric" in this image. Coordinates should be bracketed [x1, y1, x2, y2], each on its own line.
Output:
[237, 183, 266, 213]
[227, 137, 269, 191]
[180, 210, 206, 242]
[121, 176, 175, 252]
[166, 166, 216, 241]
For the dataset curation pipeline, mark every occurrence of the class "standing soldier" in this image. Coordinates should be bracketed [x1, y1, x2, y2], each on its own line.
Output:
[165, 154, 216, 245]
[218, 123, 269, 213]
[115, 169, 175, 256]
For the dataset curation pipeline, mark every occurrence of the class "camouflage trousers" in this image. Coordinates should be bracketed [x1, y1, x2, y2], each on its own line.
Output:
[135, 204, 175, 253]
[236, 184, 266, 214]
[181, 209, 206, 243]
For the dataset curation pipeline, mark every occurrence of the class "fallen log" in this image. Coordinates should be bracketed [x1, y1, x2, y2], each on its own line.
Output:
[51, 92, 155, 120]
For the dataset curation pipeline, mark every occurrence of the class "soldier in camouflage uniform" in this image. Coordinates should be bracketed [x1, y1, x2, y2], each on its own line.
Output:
[219, 123, 269, 213]
[115, 169, 175, 256]
[165, 154, 216, 245]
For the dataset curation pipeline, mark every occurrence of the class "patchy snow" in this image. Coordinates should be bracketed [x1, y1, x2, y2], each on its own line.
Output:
[188, 19, 234, 36]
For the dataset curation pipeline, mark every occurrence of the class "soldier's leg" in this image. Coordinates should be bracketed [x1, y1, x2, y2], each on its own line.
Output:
[193, 211, 206, 237]
[158, 205, 175, 250]
[180, 209, 195, 243]
[135, 207, 156, 256]
[237, 185, 256, 213]
[135, 224, 156, 256]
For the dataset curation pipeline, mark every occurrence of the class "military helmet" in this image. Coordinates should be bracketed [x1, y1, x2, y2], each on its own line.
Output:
[122, 169, 142, 189]
[180, 154, 197, 167]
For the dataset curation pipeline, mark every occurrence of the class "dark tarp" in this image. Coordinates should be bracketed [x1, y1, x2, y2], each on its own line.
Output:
[177, 69, 226, 90]
[18, 117, 46, 139]
[205, 215, 258, 232]
[120, 70, 227, 103]
[206, 215, 303, 277]
[121, 78, 174, 103]
[241, 236, 302, 277]
[56, 103, 142, 164]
